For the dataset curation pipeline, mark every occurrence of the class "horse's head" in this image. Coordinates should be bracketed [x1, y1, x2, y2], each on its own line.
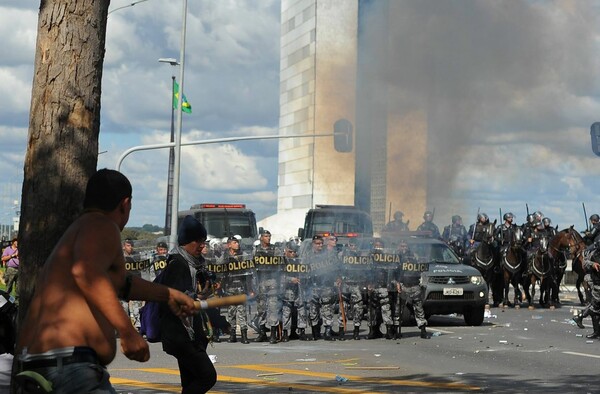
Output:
[512, 227, 523, 247]
[564, 226, 586, 255]
[539, 236, 549, 253]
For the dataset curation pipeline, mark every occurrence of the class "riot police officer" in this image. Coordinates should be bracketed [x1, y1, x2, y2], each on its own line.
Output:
[281, 242, 309, 341]
[383, 211, 410, 232]
[396, 240, 428, 339]
[417, 211, 440, 239]
[305, 235, 338, 341]
[338, 239, 369, 340]
[152, 241, 169, 279]
[583, 214, 600, 245]
[582, 257, 600, 339]
[366, 239, 396, 339]
[495, 213, 517, 255]
[542, 217, 557, 238]
[468, 213, 491, 245]
[253, 230, 283, 344]
[443, 215, 468, 257]
[219, 236, 253, 344]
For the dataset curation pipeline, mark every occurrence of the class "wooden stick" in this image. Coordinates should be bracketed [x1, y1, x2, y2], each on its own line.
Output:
[194, 294, 247, 310]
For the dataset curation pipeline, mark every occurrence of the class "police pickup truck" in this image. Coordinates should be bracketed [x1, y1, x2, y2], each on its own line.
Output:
[357, 236, 488, 326]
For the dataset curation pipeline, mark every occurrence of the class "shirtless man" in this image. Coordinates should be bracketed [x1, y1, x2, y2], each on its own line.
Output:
[15, 169, 195, 393]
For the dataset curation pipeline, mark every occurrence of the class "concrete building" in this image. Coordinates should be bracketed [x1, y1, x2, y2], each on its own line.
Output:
[259, 0, 428, 236]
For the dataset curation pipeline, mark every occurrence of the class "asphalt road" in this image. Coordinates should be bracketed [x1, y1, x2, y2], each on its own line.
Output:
[109, 288, 600, 393]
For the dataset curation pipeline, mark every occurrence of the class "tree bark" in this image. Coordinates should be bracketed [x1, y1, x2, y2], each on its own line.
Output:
[18, 0, 110, 325]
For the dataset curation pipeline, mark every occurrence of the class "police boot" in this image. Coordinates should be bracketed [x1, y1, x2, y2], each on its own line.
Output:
[282, 330, 289, 342]
[228, 332, 237, 343]
[385, 324, 395, 340]
[586, 315, 600, 339]
[298, 328, 308, 341]
[420, 325, 428, 339]
[212, 331, 221, 343]
[311, 325, 320, 341]
[269, 326, 279, 344]
[337, 327, 346, 341]
[394, 325, 402, 340]
[573, 314, 585, 329]
[255, 325, 268, 342]
[352, 326, 361, 340]
[315, 323, 323, 340]
[240, 329, 250, 344]
[323, 326, 335, 341]
[289, 327, 299, 340]
[367, 325, 378, 340]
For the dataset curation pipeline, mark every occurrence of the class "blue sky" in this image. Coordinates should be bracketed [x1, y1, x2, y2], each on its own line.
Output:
[1, 0, 600, 234]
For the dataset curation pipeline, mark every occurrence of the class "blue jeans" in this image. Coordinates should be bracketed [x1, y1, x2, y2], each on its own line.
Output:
[17, 347, 116, 394]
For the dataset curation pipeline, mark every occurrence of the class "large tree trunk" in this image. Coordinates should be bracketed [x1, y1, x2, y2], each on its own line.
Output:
[18, 0, 110, 324]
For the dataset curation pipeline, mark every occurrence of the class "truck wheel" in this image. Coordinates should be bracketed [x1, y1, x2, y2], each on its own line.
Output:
[463, 306, 484, 326]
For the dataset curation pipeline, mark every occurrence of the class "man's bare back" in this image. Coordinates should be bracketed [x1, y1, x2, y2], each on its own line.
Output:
[17, 211, 145, 365]
[14, 169, 196, 393]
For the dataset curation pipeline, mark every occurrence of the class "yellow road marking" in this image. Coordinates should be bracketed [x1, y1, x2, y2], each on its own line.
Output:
[110, 377, 180, 393]
[229, 364, 479, 391]
[111, 357, 480, 392]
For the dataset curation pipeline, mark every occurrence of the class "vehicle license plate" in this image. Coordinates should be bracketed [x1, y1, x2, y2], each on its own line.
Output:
[443, 287, 463, 296]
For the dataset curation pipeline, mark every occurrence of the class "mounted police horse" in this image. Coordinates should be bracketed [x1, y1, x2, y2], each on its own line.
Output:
[523, 234, 552, 308]
[543, 227, 583, 306]
[550, 226, 588, 305]
[465, 222, 500, 305]
[499, 227, 525, 308]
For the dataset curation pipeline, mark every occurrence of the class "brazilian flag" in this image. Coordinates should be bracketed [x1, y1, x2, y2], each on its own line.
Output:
[173, 80, 192, 114]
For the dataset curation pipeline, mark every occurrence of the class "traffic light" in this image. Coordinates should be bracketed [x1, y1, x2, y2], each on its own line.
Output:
[333, 118, 353, 153]
[591, 122, 600, 157]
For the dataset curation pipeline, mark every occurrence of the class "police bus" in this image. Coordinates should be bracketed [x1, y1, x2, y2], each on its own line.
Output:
[178, 203, 259, 251]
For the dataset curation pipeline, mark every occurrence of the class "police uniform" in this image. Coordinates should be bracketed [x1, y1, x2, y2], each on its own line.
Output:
[303, 238, 337, 341]
[585, 224, 600, 245]
[338, 245, 369, 340]
[582, 258, 600, 338]
[417, 222, 441, 239]
[122, 245, 147, 330]
[366, 242, 396, 339]
[383, 212, 410, 232]
[253, 241, 283, 344]
[396, 247, 428, 338]
[442, 219, 468, 257]
[281, 249, 309, 341]
[219, 246, 253, 344]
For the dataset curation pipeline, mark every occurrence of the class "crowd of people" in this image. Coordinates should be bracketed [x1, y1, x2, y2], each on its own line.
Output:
[4, 168, 600, 394]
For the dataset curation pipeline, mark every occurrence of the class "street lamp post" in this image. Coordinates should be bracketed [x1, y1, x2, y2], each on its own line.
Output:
[169, 0, 187, 249]
[158, 58, 180, 237]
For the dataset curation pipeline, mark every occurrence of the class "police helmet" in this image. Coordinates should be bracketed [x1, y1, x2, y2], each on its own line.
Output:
[286, 241, 299, 252]
[590, 214, 600, 223]
[452, 215, 461, 224]
[542, 217, 552, 227]
[393, 211, 404, 220]
[477, 213, 489, 223]
[503, 212, 514, 221]
[423, 211, 433, 221]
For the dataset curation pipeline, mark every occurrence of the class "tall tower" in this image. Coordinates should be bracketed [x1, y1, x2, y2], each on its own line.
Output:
[263, 0, 428, 235]
[275, 0, 358, 229]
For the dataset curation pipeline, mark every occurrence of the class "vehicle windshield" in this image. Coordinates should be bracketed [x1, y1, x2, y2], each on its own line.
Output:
[349, 237, 460, 264]
[309, 211, 373, 236]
